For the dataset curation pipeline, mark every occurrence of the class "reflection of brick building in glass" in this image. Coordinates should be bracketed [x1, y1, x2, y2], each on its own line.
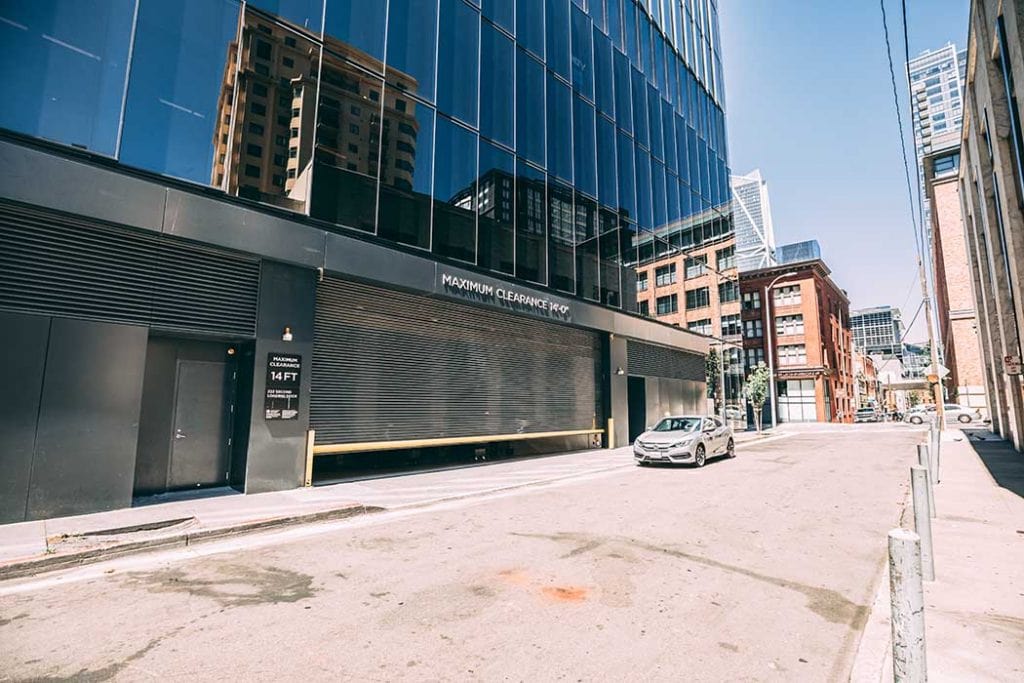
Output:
[210, 6, 417, 212]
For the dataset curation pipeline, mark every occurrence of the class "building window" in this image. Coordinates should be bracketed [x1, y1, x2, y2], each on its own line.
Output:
[290, 127, 299, 137]
[685, 255, 707, 278]
[252, 83, 268, 98]
[639, 300, 650, 317]
[288, 147, 298, 158]
[722, 314, 741, 337]
[396, 99, 407, 113]
[744, 319, 763, 338]
[246, 143, 262, 157]
[742, 291, 761, 310]
[637, 271, 649, 291]
[284, 36, 296, 48]
[351, 105, 361, 116]
[350, 124, 360, 135]
[255, 63, 270, 76]
[273, 154, 285, 166]
[686, 287, 710, 309]
[779, 344, 807, 365]
[933, 152, 960, 176]
[776, 314, 805, 336]
[255, 40, 272, 61]
[244, 164, 261, 178]
[655, 263, 676, 286]
[272, 174, 284, 187]
[250, 102, 266, 116]
[656, 293, 678, 316]
[688, 318, 712, 335]
[774, 285, 801, 306]
[248, 122, 264, 136]
[716, 246, 736, 270]
[275, 135, 286, 146]
[282, 56, 294, 68]
[718, 280, 739, 303]
[746, 347, 765, 369]
[277, 114, 289, 126]
[288, 168, 297, 178]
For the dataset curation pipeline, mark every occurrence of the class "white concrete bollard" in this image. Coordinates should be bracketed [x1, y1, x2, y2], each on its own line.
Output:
[916, 444, 936, 518]
[888, 528, 928, 681]
[931, 426, 942, 484]
[911, 465, 935, 581]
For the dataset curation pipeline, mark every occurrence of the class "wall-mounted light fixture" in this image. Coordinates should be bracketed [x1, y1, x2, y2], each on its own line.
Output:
[282, 326, 294, 342]
[615, 367, 625, 376]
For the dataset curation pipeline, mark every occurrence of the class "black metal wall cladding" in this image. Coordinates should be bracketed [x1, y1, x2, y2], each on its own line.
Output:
[626, 340, 704, 381]
[312, 277, 603, 445]
[0, 201, 259, 337]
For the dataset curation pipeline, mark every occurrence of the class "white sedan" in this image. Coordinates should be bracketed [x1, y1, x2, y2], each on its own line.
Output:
[633, 415, 735, 467]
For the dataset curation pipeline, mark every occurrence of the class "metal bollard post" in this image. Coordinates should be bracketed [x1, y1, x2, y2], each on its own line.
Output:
[917, 444, 936, 518]
[931, 425, 942, 484]
[888, 528, 928, 681]
[910, 465, 935, 581]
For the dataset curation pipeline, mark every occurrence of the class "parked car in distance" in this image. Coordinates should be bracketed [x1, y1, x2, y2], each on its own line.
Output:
[854, 407, 880, 423]
[633, 415, 734, 467]
[903, 403, 981, 424]
[724, 404, 745, 421]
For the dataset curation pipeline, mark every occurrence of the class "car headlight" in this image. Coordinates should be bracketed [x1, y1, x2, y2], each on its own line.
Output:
[670, 438, 694, 448]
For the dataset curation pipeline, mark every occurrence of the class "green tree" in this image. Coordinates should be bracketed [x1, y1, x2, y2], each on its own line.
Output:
[744, 361, 772, 432]
[706, 347, 721, 410]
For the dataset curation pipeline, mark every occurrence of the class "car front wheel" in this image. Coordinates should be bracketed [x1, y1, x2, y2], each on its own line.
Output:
[910, 416, 923, 424]
[693, 444, 706, 468]
[726, 438, 736, 458]
[957, 414, 972, 424]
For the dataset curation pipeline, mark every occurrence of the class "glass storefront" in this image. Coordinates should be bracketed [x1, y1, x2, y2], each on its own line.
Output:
[0, 0, 729, 311]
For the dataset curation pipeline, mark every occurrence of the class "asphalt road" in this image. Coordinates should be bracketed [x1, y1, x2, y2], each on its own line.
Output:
[0, 425, 921, 682]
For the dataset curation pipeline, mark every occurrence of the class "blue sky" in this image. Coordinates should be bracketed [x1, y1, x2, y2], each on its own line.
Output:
[719, 0, 969, 341]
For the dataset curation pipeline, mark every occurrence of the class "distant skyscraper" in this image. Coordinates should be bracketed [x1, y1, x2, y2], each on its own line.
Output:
[776, 240, 821, 265]
[851, 306, 905, 357]
[730, 170, 776, 272]
[909, 44, 967, 162]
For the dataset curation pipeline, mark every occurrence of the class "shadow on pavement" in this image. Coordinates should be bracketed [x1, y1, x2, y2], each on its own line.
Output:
[962, 428, 1024, 499]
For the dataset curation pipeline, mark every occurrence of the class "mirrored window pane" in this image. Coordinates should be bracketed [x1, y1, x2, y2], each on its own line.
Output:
[572, 97, 596, 198]
[593, 29, 613, 117]
[545, 0, 569, 80]
[482, 0, 514, 33]
[616, 131, 635, 222]
[606, 0, 622, 50]
[480, 22, 514, 147]
[596, 115, 617, 210]
[310, 47, 386, 232]
[515, 159, 546, 284]
[546, 73, 572, 183]
[0, 0, 133, 155]
[651, 159, 666, 230]
[437, 0, 479, 126]
[378, 90, 434, 249]
[385, 0, 438, 102]
[570, 3, 593, 100]
[517, 0, 544, 59]
[634, 145, 652, 230]
[248, 0, 322, 33]
[663, 98, 677, 174]
[432, 116, 477, 263]
[516, 49, 545, 167]
[548, 177, 575, 293]
[121, 0, 239, 186]
[612, 49, 631, 134]
[575, 193, 599, 301]
[630, 66, 648, 148]
[647, 83, 663, 160]
[598, 209, 621, 308]
[324, 0, 386, 62]
[478, 139, 515, 274]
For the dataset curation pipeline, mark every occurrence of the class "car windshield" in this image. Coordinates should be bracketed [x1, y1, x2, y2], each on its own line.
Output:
[856, 408, 874, 414]
[652, 417, 700, 432]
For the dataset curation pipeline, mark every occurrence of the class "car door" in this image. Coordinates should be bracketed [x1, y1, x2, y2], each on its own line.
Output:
[703, 417, 722, 453]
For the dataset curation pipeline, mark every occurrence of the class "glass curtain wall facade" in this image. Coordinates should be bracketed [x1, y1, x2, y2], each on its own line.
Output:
[0, 0, 729, 312]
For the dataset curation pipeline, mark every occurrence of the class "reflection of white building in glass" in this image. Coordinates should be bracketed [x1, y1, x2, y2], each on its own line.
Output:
[730, 170, 776, 272]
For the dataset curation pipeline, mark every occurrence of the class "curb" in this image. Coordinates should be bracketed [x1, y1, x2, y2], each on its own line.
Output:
[0, 504, 382, 581]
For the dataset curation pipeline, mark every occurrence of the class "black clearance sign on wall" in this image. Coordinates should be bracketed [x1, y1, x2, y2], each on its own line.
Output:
[265, 353, 301, 420]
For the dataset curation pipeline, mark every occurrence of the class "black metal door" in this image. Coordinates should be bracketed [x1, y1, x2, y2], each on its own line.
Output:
[169, 360, 233, 489]
[627, 376, 647, 444]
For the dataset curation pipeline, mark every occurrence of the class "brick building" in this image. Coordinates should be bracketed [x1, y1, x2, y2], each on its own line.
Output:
[922, 146, 988, 416]
[739, 260, 855, 424]
[853, 349, 880, 409]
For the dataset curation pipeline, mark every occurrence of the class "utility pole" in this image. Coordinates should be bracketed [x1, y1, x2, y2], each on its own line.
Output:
[917, 255, 945, 429]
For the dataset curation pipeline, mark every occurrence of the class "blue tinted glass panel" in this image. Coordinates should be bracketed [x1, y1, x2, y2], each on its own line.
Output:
[249, 0, 322, 32]
[634, 145, 652, 230]
[515, 159, 547, 284]
[593, 29, 614, 117]
[651, 159, 666, 229]
[613, 50, 632, 133]
[663, 99, 677, 174]
[378, 94, 434, 249]
[576, 194, 599, 301]
[121, 0, 239, 185]
[324, 0, 386, 62]
[548, 178, 575, 293]
[517, 0, 544, 59]
[0, 0, 133, 155]
[572, 96, 596, 198]
[631, 67, 648, 148]
[480, 23, 514, 146]
[385, 0, 438, 102]
[606, 0, 622, 50]
[516, 49, 546, 167]
[623, 0, 637, 61]
[547, 73, 572, 183]
[616, 131, 635, 221]
[665, 171, 680, 223]
[596, 115, 617, 209]
[647, 83, 663, 160]
[639, 16, 652, 78]
[546, 0, 570, 79]
[432, 116, 477, 262]
[478, 139, 515, 274]
[589, 0, 605, 33]
[570, 4, 593, 100]
[676, 113, 688, 184]
[482, 0, 514, 32]
[437, 0, 479, 125]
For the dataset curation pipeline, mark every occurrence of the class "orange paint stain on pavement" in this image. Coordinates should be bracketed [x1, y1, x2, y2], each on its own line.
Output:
[541, 586, 588, 602]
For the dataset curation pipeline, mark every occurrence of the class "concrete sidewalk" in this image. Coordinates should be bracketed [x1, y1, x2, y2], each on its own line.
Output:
[852, 427, 1024, 682]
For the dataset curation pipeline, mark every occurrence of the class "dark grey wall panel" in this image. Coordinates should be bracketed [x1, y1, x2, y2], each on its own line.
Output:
[324, 232, 437, 294]
[0, 311, 49, 523]
[311, 278, 603, 445]
[27, 318, 147, 520]
[627, 340, 706, 382]
[0, 140, 166, 232]
[133, 337, 178, 495]
[609, 335, 630, 447]
[246, 261, 317, 494]
[164, 189, 325, 269]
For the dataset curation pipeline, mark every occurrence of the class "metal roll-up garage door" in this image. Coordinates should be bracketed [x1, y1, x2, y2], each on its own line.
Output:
[627, 340, 706, 417]
[311, 277, 603, 446]
[0, 200, 259, 337]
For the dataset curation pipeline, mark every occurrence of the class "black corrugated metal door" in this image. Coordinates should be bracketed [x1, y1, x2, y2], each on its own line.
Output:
[311, 277, 603, 445]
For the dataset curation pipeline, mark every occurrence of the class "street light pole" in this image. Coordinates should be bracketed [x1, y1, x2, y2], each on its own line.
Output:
[764, 270, 798, 429]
